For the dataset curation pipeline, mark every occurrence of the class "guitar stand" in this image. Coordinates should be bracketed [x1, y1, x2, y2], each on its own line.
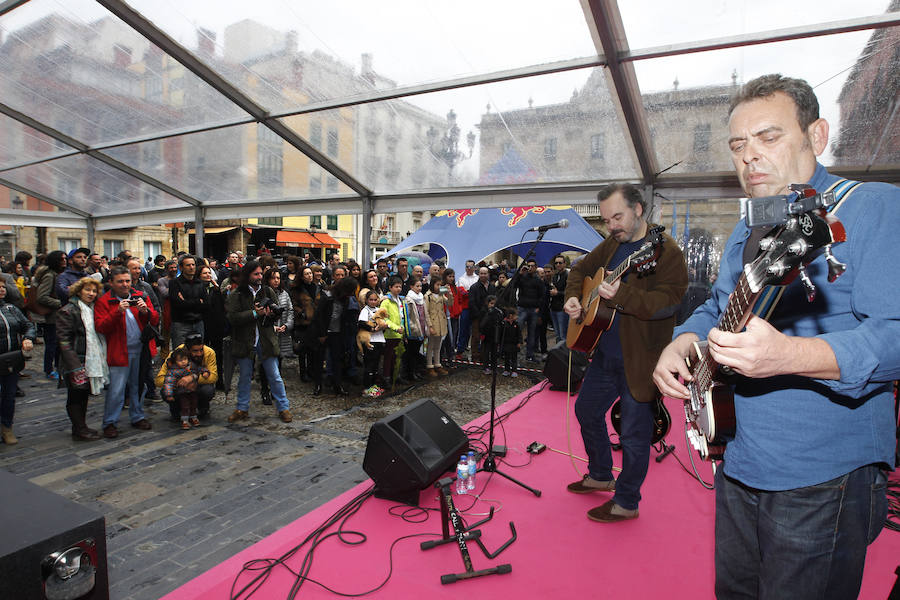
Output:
[420, 477, 515, 584]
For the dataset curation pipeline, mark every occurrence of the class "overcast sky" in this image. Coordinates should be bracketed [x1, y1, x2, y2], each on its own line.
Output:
[2, 0, 894, 172]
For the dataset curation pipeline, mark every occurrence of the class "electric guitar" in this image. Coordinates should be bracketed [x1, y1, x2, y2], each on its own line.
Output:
[611, 392, 671, 445]
[566, 226, 664, 353]
[684, 188, 847, 460]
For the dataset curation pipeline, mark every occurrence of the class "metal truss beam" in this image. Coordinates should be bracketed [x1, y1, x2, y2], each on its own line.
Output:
[96, 0, 372, 199]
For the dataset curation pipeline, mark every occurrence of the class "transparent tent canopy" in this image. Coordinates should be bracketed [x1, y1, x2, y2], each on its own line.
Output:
[0, 0, 895, 228]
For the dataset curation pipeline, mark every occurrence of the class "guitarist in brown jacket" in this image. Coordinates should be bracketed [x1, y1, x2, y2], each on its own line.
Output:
[563, 183, 687, 522]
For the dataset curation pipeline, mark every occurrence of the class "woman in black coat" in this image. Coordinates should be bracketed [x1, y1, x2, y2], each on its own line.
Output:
[0, 283, 36, 445]
[56, 277, 107, 441]
[313, 277, 358, 397]
[199, 265, 226, 389]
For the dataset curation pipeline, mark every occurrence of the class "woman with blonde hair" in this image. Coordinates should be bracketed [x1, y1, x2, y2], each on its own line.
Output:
[56, 277, 108, 441]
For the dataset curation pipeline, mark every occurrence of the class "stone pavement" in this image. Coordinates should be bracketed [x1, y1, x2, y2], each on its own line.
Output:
[0, 366, 370, 600]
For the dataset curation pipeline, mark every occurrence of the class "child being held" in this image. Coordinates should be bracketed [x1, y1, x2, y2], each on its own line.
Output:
[162, 347, 209, 429]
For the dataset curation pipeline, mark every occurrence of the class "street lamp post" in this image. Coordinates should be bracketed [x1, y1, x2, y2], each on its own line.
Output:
[427, 109, 476, 184]
[11, 194, 23, 258]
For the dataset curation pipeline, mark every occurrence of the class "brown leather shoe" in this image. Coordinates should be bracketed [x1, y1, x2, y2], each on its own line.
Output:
[103, 424, 118, 439]
[425, 368, 438, 378]
[227, 409, 249, 423]
[567, 474, 616, 494]
[436, 367, 449, 376]
[279, 409, 293, 423]
[587, 499, 639, 522]
[131, 419, 152, 430]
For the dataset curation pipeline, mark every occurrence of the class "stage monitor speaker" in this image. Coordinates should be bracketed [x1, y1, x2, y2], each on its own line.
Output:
[363, 398, 468, 505]
[0, 470, 108, 600]
[543, 344, 589, 392]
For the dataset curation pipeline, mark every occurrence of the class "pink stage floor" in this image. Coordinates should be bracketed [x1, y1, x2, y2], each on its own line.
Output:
[163, 383, 900, 599]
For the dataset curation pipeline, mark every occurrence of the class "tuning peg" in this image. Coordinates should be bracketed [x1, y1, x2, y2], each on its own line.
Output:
[823, 245, 846, 282]
[797, 266, 816, 302]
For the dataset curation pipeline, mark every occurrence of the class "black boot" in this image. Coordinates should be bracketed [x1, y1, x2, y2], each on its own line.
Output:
[80, 398, 99, 437]
[261, 388, 272, 405]
[312, 381, 322, 396]
[67, 401, 100, 441]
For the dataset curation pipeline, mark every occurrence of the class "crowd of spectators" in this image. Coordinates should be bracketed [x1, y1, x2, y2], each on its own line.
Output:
[0, 247, 571, 444]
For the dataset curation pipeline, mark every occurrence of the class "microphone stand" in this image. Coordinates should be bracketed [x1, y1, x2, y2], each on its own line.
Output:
[480, 305, 541, 497]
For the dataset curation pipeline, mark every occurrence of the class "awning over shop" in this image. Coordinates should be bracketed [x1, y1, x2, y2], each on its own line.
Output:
[187, 226, 241, 235]
[310, 232, 340, 249]
[275, 230, 322, 248]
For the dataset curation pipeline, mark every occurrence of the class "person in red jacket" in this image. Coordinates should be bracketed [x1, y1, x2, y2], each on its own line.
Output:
[94, 266, 159, 438]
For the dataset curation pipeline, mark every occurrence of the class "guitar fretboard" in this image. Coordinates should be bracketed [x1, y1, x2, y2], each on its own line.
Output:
[692, 273, 762, 393]
[586, 256, 634, 306]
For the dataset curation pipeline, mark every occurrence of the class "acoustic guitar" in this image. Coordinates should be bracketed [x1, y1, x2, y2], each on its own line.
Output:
[566, 227, 664, 353]
[684, 187, 846, 460]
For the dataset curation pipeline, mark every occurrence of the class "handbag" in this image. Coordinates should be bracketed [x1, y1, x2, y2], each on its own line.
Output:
[0, 350, 25, 377]
[24, 285, 51, 316]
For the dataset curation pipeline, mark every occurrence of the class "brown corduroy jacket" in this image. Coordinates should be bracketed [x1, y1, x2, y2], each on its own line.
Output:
[565, 224, 688, 403]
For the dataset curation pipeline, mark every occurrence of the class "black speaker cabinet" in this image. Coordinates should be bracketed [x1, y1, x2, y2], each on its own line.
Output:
[543, 344, 589, 392]
[0, 469, 108, 600]
[363, 398, 468, 505]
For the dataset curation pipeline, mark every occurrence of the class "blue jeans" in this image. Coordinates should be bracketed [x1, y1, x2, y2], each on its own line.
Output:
[550, 310, 568, 343]
[170, 320, 204, 350]
[574, 355, 653, 510]
[235, 346, 289, 412]
[456, 309, 471, 354]
[0, 371, 19, 427]
[516, 307, 539, 359]
[104, 351, 146, 426]
[715, 463, 888, 599]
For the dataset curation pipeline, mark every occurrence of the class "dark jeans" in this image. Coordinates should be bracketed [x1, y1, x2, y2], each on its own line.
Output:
[714, 463, 888, 600]
[502, 350, 518, 373]
[363, 341, 384, 387]
[574, 355, 653, 510]
[456, 309, 471, 354]
[516, 307, 539, 359]
[176, 391, 198, 417]
[0, 371, 19, 427]
[43, 322, 58, 375]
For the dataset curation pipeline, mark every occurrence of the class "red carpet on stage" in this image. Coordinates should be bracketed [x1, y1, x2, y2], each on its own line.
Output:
[162, 383, 900, 599]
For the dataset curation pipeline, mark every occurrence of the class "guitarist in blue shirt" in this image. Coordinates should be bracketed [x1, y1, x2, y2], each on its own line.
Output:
[654, 74, 899, 599]
[563, 184, 687, 522]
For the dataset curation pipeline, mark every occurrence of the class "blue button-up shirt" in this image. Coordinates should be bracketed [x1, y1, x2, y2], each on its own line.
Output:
[675, 163, 899, 490]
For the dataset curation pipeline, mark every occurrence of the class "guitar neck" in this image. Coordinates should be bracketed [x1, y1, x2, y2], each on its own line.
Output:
[585, 258, 633, 307]
[693, 273, 763, 388]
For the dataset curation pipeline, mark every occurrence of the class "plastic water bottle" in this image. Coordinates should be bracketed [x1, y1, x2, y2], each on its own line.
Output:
[466, 451, 477, 491]
[455, 455, 468, 495]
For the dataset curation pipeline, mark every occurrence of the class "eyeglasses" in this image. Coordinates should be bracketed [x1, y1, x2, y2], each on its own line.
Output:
[554, 261, 565, 265]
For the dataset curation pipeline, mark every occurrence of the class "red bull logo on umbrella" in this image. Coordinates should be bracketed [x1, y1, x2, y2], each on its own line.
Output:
[437, 208, 479, 228]
[501, 206, 548, 227]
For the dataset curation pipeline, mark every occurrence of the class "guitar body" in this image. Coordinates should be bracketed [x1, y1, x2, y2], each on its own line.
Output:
[683, 343, 735, 460]
[566, 271, 616, 353]
[611, 394, 671, 445]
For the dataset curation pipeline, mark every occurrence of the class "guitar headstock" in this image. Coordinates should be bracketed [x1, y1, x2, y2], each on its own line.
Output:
[631, 226, 665, 275]
[744, 205, 845, 293]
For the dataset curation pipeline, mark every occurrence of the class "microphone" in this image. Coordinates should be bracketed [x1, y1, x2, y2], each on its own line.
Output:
[527, 219, 569, 232]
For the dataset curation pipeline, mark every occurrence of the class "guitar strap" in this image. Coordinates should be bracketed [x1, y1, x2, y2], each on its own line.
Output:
[751, 178, 862, 320]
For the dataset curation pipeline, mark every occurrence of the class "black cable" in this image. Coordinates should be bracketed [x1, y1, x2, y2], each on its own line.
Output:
[229, 485, 375, 600]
